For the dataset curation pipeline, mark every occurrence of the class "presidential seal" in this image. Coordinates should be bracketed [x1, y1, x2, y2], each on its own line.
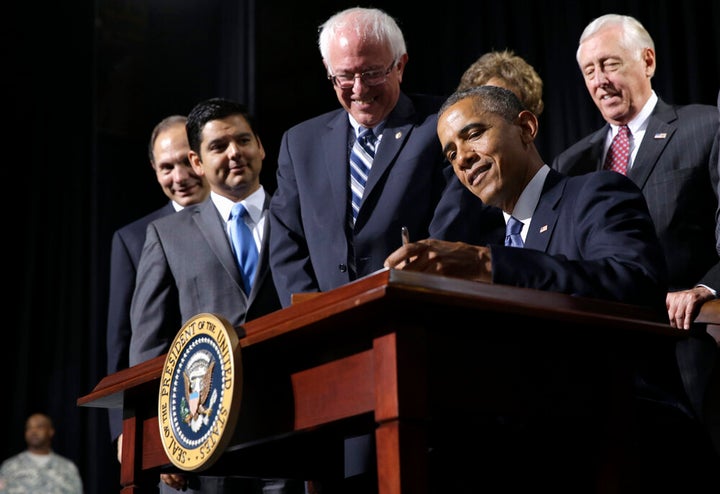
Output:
[158, 313, 242, 471]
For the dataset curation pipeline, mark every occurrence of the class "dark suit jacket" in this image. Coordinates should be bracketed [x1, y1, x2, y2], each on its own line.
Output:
[552, 97, 720, 420]
[430, 164, 691, 437]
[106, 201, 175, 440]
[435, 167, 667, 309]
[129, 195, 280, 367]
[269, 92, 447, 307]
[552, 98, 719, 292]
[493, 169, 667, 308]
[433, 168, 689, 421]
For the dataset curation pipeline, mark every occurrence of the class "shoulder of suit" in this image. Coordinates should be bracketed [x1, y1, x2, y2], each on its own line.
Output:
[674, 102, 718, 120]
[115, 204, 174, 237]
[286, 107, 346, 135]
[553, 125, 604, 158]
[569, 169, 639, 192]
[145, 203, 202, 230]
[654, 98, 717, 123]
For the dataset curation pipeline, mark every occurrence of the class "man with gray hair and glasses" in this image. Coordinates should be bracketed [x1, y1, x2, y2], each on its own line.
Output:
[269, 6, 448, 493]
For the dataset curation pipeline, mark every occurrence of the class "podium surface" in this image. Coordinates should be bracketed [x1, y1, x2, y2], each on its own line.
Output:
[79, 269, 687, 493]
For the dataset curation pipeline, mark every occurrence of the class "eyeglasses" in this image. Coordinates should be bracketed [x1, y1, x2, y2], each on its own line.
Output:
[327, 60, 397, 89]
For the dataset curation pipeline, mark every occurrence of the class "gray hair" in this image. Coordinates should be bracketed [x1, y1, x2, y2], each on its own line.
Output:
[576, 14, 655, 65]
[318, 7, 407, 62]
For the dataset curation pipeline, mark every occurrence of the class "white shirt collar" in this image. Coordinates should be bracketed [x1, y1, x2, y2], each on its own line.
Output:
[348, 115, 385, 139]
[604, 91, 657, 170]
[503, 164, 550, 241]
[607, 90, 657, 138]
[212, 186, 266, 223]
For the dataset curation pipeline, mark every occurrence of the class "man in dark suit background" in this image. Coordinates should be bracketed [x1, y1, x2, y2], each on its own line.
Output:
[552, 13, 719, 329]
[129, 98, 302, 494]
[105, 114, 209, 458]
[268, 6, 447, 307]
[268, 8, 447, 493]
[552, 14, 720, 468]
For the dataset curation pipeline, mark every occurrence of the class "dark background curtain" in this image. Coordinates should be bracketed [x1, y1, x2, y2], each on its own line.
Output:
[7, 1, 719, 493]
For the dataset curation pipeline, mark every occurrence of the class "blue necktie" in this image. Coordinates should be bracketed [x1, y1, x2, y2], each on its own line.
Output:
[349, 127, 377, 225]
[229, 203, 258, 294]
[505, 216, 524, 248]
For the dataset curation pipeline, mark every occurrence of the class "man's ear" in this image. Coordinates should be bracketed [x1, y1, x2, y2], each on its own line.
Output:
[643, 47, 656, 78]
[395, 53, 409, 83]
[188, 150, 205, 176]
[516, 110, 538, 143]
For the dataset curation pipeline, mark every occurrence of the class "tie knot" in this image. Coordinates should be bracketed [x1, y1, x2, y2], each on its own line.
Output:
[358, 127, 377, 146]
[618, 125, 631, 138]
[505, 216, 524, 248]
[231, 203, 248, 220]
[507, 216, 523, 235]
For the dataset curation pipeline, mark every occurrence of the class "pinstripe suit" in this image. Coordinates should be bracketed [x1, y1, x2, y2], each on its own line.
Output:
[553, 98, 719, 292]
[552, 96, 720, 421]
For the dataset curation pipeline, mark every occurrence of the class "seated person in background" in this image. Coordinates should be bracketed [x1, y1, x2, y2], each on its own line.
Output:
[0, 413, 83, 494]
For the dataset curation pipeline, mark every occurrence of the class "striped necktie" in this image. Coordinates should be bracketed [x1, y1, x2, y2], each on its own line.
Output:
[349, 126, 377, 225]
[229, 203, 258, 294]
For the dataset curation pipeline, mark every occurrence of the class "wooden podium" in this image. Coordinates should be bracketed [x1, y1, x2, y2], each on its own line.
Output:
[79, 269, 689, 493]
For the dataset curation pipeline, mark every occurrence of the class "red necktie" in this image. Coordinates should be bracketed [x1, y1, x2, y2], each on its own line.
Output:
[604, 125, 631, 175]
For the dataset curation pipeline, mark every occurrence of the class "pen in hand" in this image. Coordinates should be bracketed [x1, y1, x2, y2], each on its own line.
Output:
[401, 226, 410, 266]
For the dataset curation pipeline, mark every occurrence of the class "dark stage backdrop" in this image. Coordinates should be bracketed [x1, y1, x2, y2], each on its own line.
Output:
[9, 1, 719, 493]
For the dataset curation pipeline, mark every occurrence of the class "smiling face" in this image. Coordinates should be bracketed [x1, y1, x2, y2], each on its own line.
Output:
[189, 114, 265, 202]
[437, 95, 539, 213]
[577, 24, 655, 125]
[152, 122, 209, 207]
[324, 27, 406, 129]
